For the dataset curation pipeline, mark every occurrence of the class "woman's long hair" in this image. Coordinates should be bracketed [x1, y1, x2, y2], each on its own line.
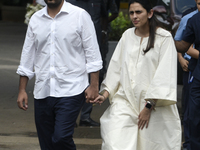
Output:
[128, 0, 160, 54]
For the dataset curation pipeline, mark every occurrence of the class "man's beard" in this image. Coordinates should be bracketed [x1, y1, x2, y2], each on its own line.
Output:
[44, 0, 63, 8]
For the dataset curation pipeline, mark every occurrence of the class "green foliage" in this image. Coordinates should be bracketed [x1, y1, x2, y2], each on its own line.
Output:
[109, 11, 132, 41]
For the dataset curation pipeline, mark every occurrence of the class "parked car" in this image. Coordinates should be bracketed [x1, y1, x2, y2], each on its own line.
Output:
[153, 0, 196, 84]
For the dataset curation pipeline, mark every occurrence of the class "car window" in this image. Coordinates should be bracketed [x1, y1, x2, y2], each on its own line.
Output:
[174, 0, 196, 15]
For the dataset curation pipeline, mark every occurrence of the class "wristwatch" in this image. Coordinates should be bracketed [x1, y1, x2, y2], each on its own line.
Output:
[145, 101, 152, 109]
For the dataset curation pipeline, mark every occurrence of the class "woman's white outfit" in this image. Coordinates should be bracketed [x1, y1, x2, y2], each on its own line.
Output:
[100, 27, 181, 150]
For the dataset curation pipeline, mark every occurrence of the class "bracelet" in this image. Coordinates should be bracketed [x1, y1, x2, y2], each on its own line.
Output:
[147, 99, 156, 107]
[101, 30, 107, 35]
[99, 93, 106, 101]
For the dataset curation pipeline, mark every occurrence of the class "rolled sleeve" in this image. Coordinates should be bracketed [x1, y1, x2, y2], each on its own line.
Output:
[16, 22, 36, 80]
[16, 66, 35, 80]
[86, 60, 102, 73]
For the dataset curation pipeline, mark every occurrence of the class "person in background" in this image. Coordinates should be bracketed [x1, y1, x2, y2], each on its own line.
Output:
[100, 0, 119, 84]
[175, 1, 200, 149]
[17, 0, 102, 149]
[92, 0, 181, 149]
[174, 1, 200, 149]
[66, 0, 118, 127]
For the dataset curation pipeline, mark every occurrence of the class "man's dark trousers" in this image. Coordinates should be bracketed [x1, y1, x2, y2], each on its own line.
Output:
[34, 92, 85, 150]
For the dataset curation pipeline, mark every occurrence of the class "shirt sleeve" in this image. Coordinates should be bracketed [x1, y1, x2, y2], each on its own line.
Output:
[182, 17, 195, 44]
[79, 10, 103, 73]
[174, 17, 187, 41]
[16, 23, 35, 80]
[144, 34, 177, 106]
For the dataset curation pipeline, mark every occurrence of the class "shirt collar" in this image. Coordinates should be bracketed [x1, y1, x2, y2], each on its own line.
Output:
[39, 1, 71, 17]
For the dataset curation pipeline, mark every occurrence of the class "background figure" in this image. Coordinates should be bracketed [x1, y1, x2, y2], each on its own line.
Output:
[175, 0, 200, 148]
[174, 3, 199, 150]
[17, 0, 102, 149]
[66, 0, 118, 127]
[92, 0, 181, 149]
[100, 0, 119, 84]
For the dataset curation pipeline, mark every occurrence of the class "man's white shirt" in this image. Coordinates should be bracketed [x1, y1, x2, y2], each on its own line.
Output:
[17, 1, 102, 99]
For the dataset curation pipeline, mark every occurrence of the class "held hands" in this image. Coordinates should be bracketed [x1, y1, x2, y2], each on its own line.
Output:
[90, 94, 106, 105]
[85, 85, 99, 103]
[138, 107, 152, 130]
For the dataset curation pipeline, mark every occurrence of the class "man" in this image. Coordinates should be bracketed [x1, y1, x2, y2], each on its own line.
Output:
[175, 1, 200, 149]
[16, 0, 102, 149]
[66, 0, 118, 127]
[174, 2, 199, 150]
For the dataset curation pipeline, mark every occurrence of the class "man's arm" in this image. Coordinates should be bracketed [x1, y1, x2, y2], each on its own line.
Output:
[85, 71, 99, 103]
[17, 76, 29, 111]
[175, 40, 191, 53]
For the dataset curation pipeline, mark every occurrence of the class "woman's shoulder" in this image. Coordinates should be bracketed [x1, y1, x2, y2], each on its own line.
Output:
[122, 27, 135, 37]
[156, 27, 172, 37]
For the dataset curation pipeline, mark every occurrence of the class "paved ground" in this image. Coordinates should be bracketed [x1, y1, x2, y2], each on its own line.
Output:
[0, 22, 183, 150]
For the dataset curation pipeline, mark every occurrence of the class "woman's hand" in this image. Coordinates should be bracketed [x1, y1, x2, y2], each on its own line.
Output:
[90, 94, 106, 105]
[138, 107, 152, 130]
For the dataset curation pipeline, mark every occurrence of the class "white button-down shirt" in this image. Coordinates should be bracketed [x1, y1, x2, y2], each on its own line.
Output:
[17, 1, 102, 99]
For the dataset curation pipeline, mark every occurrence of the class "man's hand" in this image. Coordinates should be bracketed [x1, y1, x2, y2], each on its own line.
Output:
[17, 76, 29, 111]
[85, 71, 100, 103]
[17, 90, 28, 111]
[85, 85, 99, 103]
[138, 107, 152, 130]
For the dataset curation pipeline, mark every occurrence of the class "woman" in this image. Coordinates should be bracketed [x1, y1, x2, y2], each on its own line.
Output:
[92, 0, 182, 149]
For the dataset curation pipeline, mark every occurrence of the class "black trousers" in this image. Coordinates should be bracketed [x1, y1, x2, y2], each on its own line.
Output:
[34, 92, 85, 150]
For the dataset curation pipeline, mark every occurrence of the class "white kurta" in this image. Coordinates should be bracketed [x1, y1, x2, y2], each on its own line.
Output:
[100, 27, 181, 150]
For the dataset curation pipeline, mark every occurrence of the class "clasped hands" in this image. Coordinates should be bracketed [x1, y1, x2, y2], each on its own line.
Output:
[84, 86, 106, 105]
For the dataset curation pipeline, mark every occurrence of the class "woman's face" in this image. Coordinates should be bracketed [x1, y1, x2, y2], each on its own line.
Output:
[129, 2, 152, 29]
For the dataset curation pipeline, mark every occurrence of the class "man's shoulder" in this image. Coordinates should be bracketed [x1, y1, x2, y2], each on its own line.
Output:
[30, 7, 45, 19]
[187, 11, 200, 26]
[191, 11, 200, 20]
[182, 9, 198, 21]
